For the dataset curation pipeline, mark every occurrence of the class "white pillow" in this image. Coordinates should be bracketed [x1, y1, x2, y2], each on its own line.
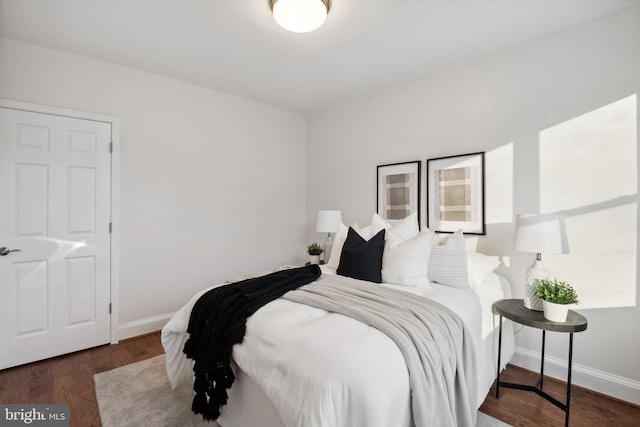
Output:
[382, 229, 433, 287]
[467, 252, 500, 288]
[352, 222, 372, 240]
[428, 230, 470, 290]
[370, 213, 389, 234]
[327, 222, 349, 269]
[371, 211, 419, 241]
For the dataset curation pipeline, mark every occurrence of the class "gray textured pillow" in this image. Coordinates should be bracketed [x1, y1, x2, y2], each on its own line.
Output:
[428, 230, 470, 289]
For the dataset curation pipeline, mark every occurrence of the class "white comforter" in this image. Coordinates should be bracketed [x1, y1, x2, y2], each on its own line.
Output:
[161, 266, 513, 427]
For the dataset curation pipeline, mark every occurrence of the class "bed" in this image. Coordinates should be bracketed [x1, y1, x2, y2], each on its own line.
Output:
[161, 213, 515, 427]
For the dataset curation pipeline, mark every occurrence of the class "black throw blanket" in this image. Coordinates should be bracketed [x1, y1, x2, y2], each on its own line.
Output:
[183, 264, 322, 421]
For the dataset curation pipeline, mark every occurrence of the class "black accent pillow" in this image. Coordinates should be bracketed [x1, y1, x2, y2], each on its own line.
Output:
[336, 227, 385, 283]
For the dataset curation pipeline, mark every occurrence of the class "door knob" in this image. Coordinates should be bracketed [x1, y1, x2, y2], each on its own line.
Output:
[0, 247, 21, 256]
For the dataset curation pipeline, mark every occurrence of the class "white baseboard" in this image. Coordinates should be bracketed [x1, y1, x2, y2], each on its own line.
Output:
[118, 312, 175, 341]
[512, 345, 640, 406]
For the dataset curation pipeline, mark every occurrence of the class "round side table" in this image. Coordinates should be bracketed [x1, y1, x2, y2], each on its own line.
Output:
[494, 299, 587, 427]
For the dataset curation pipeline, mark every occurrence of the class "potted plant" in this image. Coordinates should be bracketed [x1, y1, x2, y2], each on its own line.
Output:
[307, 242, 323, 265]
[534, 278, 579, 322]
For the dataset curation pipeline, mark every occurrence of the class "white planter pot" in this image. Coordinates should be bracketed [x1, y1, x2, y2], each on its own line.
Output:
[543, 300, 569, 322]
[309, 255, 320, 265]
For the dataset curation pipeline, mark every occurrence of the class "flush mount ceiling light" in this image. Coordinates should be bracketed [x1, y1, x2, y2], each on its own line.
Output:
[270, 0, 330, 33]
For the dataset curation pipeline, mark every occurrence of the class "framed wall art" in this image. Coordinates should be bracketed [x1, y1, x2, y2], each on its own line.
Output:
[426, 152, 485, 235]
[377, 161, 421, 227]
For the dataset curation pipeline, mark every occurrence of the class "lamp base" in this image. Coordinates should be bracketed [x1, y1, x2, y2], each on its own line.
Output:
[523, 259, 549, 311]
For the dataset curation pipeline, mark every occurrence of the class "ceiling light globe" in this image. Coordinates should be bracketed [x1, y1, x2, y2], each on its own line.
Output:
[272, 0, 329, 33]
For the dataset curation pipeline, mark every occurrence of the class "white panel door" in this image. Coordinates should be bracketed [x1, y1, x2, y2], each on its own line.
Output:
[0, 107, 112, 369]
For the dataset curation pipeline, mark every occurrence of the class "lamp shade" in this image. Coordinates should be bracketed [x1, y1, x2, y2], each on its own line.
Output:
[271, 0, 329, 33]
[316, 210, 341, 233]
[514, 213, 570, 254]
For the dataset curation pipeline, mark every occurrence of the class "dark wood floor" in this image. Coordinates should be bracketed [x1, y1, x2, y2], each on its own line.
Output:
[480, 365, 640, 426]
[1, 332, 638, 427]
[0, 333, 164, 427]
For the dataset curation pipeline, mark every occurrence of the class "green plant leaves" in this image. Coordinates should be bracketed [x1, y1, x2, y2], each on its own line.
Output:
[307, 242, 324, 255]
[534, 278, 579, 305]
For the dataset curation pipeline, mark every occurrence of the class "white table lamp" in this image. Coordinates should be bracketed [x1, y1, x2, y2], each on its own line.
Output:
[316, 210, 341, 262]
[514, 213, 570, 310]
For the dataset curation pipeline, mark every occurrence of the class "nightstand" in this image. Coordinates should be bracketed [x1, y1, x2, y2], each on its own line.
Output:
[493, 299, 588, 427]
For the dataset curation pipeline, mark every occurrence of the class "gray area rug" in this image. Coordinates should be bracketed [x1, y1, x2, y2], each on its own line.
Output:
[94, 355, 510, 427]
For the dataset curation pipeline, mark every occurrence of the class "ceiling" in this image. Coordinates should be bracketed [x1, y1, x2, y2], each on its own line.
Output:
[1, 0, 639, 112]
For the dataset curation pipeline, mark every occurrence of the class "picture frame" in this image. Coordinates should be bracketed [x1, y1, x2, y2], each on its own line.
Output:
[426, 152, 485, 235]
[377, 161, 421, 227]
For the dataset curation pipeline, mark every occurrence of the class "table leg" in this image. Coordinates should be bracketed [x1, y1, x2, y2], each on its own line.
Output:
[496, 314, 503, 398]
[539, 329, 546, 390]
[566, 332, 574, 427]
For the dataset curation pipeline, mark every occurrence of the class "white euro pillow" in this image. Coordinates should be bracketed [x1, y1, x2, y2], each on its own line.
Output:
[352, 222, 372, 240]
[327, 222, 349, 269]
[382, 229, 433, 287]
[371, 211, 419, 241]
[467, 252, 501, 289]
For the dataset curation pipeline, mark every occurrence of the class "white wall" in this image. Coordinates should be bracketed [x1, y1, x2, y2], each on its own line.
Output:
[0, 38, 308, 338]
[307, 7, 640, 403]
